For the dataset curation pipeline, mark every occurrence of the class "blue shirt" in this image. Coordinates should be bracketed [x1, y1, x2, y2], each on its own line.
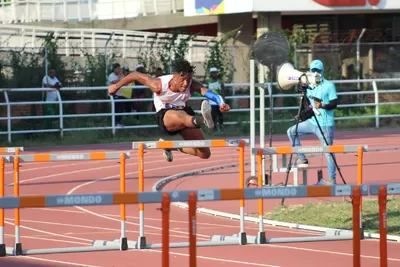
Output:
[306, 78, 337, 127]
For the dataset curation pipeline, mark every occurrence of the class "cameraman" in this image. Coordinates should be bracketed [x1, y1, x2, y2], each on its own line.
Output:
[286, 60, 338, 185]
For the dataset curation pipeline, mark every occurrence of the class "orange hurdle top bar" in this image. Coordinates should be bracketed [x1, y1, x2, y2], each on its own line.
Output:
[0, 147, 24, 153]
[132, 139, 250, 149]
[4, 151, 130, 163]
[0, 184, 373, 209]
[253, 145, 368, 155]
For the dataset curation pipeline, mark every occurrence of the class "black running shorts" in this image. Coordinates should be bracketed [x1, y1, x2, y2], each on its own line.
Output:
[155, 106, 195, 135]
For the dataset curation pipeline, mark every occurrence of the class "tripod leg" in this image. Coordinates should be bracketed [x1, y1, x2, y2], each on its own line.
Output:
[312, 113, 346, 184]
[281, 94, 305, 206]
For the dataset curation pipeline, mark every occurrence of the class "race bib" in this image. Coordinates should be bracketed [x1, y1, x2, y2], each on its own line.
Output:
[165, 103, 183, 109]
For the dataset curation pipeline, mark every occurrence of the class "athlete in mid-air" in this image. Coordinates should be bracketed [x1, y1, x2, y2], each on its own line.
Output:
[108, 59, 230, 162]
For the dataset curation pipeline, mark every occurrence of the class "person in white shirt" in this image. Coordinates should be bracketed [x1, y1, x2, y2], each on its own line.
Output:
[108, 59, 231, 162]
[43, 68, 61, 102]
[207, 67, 225, 132]
[42, 68, 62, 128]
[107, 63, 125, 127]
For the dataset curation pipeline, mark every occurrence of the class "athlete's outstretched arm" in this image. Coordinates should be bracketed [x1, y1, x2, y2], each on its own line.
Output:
[108, 71, 161, 95]
[190, 79, 230, 112]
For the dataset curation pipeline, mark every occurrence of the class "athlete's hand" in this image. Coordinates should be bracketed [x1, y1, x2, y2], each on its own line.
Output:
[108, 84, 119, 95]
[219, 103, 230, 112]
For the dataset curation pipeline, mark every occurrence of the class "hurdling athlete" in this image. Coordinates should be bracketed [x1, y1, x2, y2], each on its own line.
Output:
[108, 58, 231, 162]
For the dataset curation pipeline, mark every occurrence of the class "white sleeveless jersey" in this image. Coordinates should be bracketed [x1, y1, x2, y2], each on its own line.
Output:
[153, 74, 192, 112]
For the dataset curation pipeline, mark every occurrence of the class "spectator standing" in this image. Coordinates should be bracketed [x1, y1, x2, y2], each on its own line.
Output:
[107, 63, 125, 127]
[207, 67, 225, 133]
[42, 68, 62, 129]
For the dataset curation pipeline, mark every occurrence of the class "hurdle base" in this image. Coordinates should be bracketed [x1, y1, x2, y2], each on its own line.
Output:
[6, 246, 14, 256]
[92, 239, 241, 249]
[211, 230, 354, 244]
[7, 244, 122, 256]
[238, 232, 247, 245]
[0, 244, 5, 257]
[137, 236, 146, 249]
[258, 232, 266, 244]
[360, 228, 365, 240]
[120, 237, 128, 251]
[14, 243, 22, 256]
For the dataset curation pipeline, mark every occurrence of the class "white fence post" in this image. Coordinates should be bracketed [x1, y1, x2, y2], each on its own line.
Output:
[56, 90, 64, 139]
[3, 91, 11, 144]
[372, 80, 379, 128]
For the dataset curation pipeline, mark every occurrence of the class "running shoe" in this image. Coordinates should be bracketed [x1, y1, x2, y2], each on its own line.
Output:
[159, 138, 173, 162]
[294, 158, 309, 168]
[314, 179, 336, 186]
[201, 100, 214, 129]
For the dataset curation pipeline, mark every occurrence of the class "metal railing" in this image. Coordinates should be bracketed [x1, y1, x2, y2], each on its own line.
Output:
[0, 24, 215, 55]
[0, 0, 183, 24]
[1, 78, 400, 144]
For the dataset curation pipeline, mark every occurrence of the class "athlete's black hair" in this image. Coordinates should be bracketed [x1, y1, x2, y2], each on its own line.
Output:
[171, 58, 196, 75]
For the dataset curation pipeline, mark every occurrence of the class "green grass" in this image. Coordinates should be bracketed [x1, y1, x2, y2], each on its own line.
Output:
[257, 197, 400, 235]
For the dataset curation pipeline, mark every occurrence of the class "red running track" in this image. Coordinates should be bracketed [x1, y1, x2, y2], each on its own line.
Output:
[1, 129, 400, 267]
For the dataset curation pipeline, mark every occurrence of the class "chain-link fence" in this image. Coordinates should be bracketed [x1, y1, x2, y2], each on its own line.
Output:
[295, 42, 400, 81]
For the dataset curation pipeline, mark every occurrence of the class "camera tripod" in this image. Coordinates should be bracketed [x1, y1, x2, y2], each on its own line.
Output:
[279, 83, 348, 206]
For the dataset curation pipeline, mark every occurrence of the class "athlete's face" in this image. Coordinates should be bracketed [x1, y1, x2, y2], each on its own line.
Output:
[173, 73, 192, 92]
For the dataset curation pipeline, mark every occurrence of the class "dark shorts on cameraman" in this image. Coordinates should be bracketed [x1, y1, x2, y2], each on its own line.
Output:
[155, 106, 195, 136]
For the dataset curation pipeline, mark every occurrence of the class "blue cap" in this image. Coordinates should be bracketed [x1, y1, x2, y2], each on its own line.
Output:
[310, 60, 324, 72]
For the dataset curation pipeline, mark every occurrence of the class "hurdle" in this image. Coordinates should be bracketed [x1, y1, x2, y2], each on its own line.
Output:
[0, 147, 23, 154]
[0, 185, 366, 265]
[1, 151, 130, 256]
[210, 144, 368, 245]
[369, 183, 400, 267]
[92, 138, 250, 249]
[0, 147, 23, 168]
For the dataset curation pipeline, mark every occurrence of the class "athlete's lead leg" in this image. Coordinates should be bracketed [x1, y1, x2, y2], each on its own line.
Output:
[163, 100, 214, 133]
[178, 127, 211, 159]
[160, 127, 210, 161]
[161, 100, 214, 161]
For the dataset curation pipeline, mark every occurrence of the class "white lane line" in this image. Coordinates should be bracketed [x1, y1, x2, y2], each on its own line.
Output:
[5, 218, 209, 241]
[5, 221, 93, 242]
[3, 150, 185, 175]
[4, 233, 90, 246]
[4, 161, 114, 175]
[6, 150, 234, 187]
[102, 213, 322, 236]
[31, 208, 85, 214]
[104, 213, 247, 227]
[20, 256, 101, 267]
[142, 249, 281, 267]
